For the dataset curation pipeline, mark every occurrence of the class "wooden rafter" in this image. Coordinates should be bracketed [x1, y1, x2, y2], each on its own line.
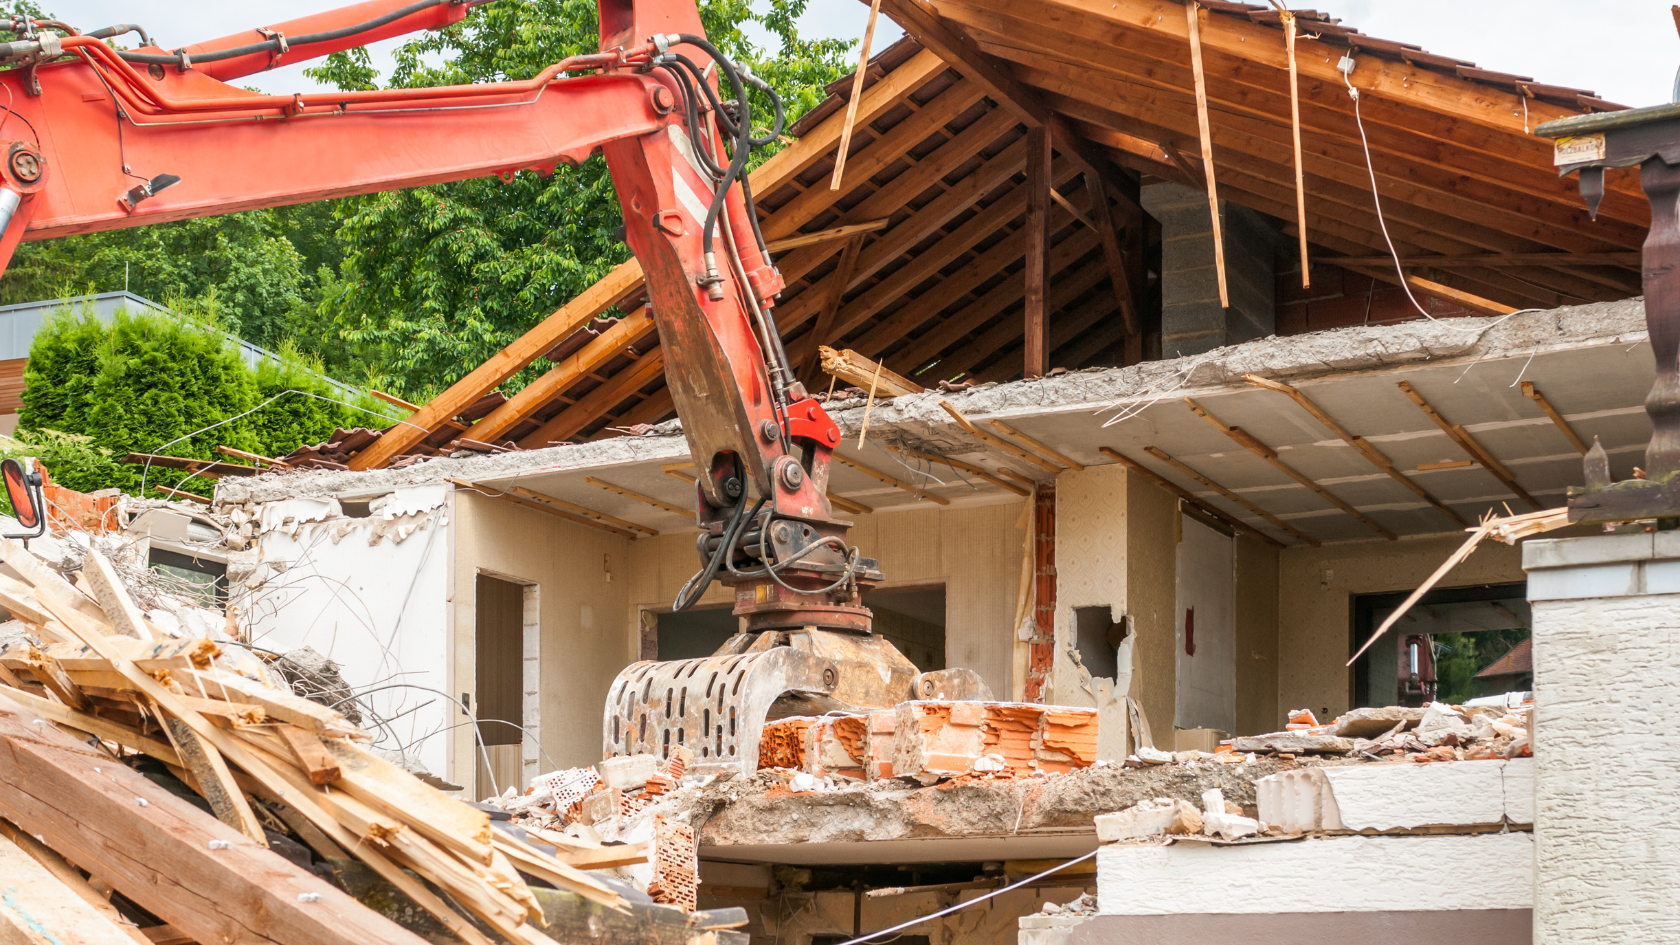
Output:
[855, 203, 1087, 365]
[450, 478, 651, 539]
[1522, 382, 1591, 455]
[1396, 381, 1542, 511]
[1183, 397, 1398, 540]
[1243, 374, 1468, 528]
[945, 0, 1642, 208]
[939, 401, 1060, 473]
[883, 0, 1145, 328]
[583, 477, 691, 517]
[1142, 445, 1319, 546]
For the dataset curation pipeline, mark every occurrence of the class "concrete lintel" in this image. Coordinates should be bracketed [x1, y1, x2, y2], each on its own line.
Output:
[1526, 531, 1680, 601]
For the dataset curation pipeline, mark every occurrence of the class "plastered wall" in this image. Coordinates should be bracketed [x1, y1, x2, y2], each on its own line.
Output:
[1233, 533, 1280, 736]
[1126, 473, 1179, 739]
[1052, 463, 1128, 707]
[1276, 533, 1524, 725]
[237, 490, 453, 778]
[450, 489, 633, 783]
[627, 498, 1028, 699]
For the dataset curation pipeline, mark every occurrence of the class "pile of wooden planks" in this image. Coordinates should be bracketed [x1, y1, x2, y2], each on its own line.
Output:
[0, 537, 647, 945]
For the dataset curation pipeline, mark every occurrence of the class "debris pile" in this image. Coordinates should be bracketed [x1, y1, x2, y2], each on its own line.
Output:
[0, 535, 741, 945]
[753, 701, 1100, 786]
[1215, 703, 1533, 762]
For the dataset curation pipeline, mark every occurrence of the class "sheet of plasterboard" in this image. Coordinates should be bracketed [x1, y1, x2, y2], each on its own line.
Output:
[1175, 513, 1234, 732]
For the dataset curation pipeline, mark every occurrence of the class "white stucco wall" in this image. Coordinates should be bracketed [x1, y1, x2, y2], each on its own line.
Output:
[235, 487, 453, 778]
[1526, 531, 1680, 944]
[1097, 833, 1533, 915]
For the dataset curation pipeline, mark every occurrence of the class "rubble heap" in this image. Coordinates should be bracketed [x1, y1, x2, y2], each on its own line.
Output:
[0, 532, 743, 945]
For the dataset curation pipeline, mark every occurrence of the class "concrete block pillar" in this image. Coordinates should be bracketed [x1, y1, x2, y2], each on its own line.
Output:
[1524, 531, 1680, 944]
[1139, 182, 1279, 357]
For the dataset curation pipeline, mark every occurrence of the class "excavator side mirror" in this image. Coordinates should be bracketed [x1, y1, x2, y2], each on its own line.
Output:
[2, 457, 45, 539]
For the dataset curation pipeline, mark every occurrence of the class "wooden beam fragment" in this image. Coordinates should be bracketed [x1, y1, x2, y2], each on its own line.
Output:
[820, 347, 923, 396]
[151, 485, 209, 505]
[1522, 382, 1591, 455]
[154, 711, 268, 844]
[0, 818, 150, 945]
[1337, 264, 1518, 318]
[1185, 1, 1228, 308]
[1024, 126, 1051, 378]
[0, 692, 431, 945]
[81, 553, 153, 643]
[830, 0, 885, 191]
[1183, 397, 1398, 539]
[447, 478, 646, 539]
[122, 453, 257, 478]
[1097, 447, 1282, 549]
[0, 826, 146, 945]
[939, 401, 1062, 473]
[1325, 253, 1641, 269]
[583, 477, 690, 518]
[986, 420, 1084, 471]
[1396, 381, 1542, 510]
[1244, 374, 1469, 527]
[764, 219, 890, 253]
[1142, 446, 1318, 546]
[833, 454, 950, 505]
[1280, 9, 1310, 288]
[217, 445, 291, 469]
[277, 724, 343, 786]
[370, 389, 420, 412]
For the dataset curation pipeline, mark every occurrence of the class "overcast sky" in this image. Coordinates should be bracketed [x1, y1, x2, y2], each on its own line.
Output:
[49, 1, 1678, 107]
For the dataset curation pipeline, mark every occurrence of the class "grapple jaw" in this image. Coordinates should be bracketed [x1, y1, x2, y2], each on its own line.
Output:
[602, 628, 994, 774]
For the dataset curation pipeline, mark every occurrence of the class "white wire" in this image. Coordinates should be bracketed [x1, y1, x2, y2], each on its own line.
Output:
[1340, 62, 1531, 338]
[824, 851, 1098, 945]
[139, 388, 424, 496]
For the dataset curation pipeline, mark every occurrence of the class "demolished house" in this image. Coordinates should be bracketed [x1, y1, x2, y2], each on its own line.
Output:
[1, 2, 1671, 945]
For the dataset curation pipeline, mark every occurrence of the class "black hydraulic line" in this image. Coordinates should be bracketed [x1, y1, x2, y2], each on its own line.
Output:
[114, 0, 459, 65]
[87, 24, 153, 47]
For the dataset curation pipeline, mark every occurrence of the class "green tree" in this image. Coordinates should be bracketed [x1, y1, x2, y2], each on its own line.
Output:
[311, 0, 851, 400]
[17, 304, 393, 497]
[1, 205, 352, 364]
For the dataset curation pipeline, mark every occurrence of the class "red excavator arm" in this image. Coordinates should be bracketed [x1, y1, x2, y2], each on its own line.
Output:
[0, 0, 884, 633]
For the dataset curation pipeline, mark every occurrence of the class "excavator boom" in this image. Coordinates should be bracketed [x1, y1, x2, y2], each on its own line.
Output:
[0, 0, 989, 775]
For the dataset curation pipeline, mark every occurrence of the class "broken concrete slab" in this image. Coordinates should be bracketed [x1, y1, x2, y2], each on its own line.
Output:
[1095, 798, 1202, 842]
[1328, 706, 1426, 739]
[1229, 734, 1355, 754]
[1319, 760, 1511, 831]
[1255, 768, 1341, 833]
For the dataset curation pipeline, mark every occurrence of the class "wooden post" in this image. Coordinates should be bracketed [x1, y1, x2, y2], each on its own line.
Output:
[1185, 0, 1229, 308]
[830, 0, 884, 191]
[1282, 10, 1310, 288]
[1024, 126, 1052, 378]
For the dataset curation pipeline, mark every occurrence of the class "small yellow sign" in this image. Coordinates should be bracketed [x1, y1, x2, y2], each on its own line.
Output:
[1553, 134, 1606, 166]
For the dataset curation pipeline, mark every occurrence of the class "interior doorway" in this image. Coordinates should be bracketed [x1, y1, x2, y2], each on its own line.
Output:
[474, 573, 531, 799]
[1351, 582, 1530, 708]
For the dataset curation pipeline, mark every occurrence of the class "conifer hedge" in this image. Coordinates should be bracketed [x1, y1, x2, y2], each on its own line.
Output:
[16, 304, 392, 497]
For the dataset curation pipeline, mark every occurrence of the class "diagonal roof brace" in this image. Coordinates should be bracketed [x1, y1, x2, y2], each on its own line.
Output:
[1183, 397, 1398, 540]
[1245, 374, 1468, 528]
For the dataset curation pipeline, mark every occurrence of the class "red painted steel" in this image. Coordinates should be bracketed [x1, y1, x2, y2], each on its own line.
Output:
[0, 0, 855, 615]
